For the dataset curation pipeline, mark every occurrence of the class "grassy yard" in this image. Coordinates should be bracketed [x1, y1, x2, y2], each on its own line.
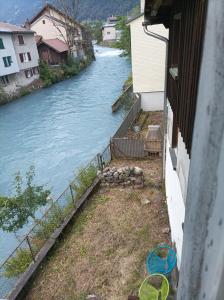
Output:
[24, 157, 170, 300]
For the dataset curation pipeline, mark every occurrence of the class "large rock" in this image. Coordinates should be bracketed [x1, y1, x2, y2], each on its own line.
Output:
[133, 167, 143, 175]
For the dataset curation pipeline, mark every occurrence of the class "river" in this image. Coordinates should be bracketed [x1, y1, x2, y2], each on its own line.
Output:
[0, 45, 131, 269]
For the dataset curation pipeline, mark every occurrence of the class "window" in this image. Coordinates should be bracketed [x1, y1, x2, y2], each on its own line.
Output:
[24, 69, 33, 78]
[18, 35, 24, 45]
[32, 67, 39, 75]
[0, 38, 4, 49]
[19, 52, 31, 63]
[107, 32, 111, 35]
[42, 20, 45, 24]
[3, 56, 12, 67]
[0, 75, 9, 86]
[27, 52, 31, 61]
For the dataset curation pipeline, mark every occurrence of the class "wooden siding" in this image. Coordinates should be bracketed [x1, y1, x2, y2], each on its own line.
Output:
[38, 44, 67, 65]
[167, 0, 207, 155]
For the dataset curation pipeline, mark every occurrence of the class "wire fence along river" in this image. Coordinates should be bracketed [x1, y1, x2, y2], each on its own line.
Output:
[0, 145, 112, 299]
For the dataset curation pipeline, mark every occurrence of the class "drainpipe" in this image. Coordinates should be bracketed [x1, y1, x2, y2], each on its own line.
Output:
[142, 24, 169, 181]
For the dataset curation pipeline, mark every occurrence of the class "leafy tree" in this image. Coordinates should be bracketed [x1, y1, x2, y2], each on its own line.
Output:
[115, 16, 131, 57]
[0, 166, 50, 233]
[84, 20, 103, 43]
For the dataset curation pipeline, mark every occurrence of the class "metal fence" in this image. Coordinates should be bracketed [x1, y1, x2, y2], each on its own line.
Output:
[113, 96, 141, 138]
[112, 97, 145, 158]
[0, 145, 111, 299]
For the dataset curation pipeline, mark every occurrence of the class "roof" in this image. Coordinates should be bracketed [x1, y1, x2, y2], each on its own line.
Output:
[0, 22, 34, 34]
[126, 13, 144, 25]
[29, 3, 84, 29]
[102, 23, 116, 29]
[144, 0, 174, 28]
[38, 38, 69, 53]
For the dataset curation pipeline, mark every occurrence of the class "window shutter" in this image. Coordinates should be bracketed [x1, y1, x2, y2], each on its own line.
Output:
[19, 53, 24, 63]
[25, 70, 28, 78]
[0, 38, 4, 49]
[3, 57, 8, 67]
[27, 52, 31, 61]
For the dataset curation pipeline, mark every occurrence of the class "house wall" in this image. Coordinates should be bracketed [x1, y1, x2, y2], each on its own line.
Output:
[38, 44, 67, 65]
[12, 33, 39, 71]
[0, 33, 19, 76]
[31, 14, 67, 42]
[165, 101, 190, 268]
[102, 26, 117, 41]
[15, 70, 39, 87]
[1, 73, 18, 94]
[140, 91, 164, 111]
[130, 16, 168, 110]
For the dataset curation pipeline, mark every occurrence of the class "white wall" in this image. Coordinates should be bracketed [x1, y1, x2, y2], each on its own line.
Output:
[12, 33, 39, 71]
[165, 138, 185, 269]
[102, 26, 117, 41]
[0, 33, 19, 76]
[130, 16, 168, 93]
[165, 102, 191, 268]
[140, 91, 164, 111]
[31, 14, 67, 42]
[15, 71, 39, 87]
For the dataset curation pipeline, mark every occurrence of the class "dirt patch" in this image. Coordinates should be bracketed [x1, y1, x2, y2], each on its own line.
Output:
[25, 158, 170, 300]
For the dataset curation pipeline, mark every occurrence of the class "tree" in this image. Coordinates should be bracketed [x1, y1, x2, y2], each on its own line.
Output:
[116, 16, 131, 57]
[84, 20, 103, 44]
[52, 0, 81, 56]
[0, 166, 50, 233]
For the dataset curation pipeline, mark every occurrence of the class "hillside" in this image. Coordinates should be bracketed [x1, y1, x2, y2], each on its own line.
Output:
[0, 0, 139, 25]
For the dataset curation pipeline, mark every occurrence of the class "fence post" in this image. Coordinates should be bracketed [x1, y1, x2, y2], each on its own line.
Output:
[26, 236, 35, 262]
[69, 184, 76, 207]
[97, 153, 103, 171]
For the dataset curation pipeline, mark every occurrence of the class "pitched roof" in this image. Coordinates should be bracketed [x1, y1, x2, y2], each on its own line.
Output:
[39, 38, 69, 53]
[0, 22, 34, 34]
[29, 3, 84, 29]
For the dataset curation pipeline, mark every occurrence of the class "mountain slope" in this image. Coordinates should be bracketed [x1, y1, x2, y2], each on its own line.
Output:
[0, 0, 139, 25]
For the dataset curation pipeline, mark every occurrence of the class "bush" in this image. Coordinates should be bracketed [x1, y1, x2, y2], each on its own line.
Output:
[19, 87, 30, 97]
[72, 165, 97, 200]
[0, 86, 8, 104]
[62, 56, 80, 77]
[39, 60, 57, 86]
[4, 248, 33, 278]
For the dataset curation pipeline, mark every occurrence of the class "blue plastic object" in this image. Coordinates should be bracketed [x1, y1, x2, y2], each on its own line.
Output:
[146, 245, 177, 275]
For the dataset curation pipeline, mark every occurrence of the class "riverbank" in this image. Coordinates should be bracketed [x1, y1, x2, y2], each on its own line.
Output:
[0, 56, 94, 106]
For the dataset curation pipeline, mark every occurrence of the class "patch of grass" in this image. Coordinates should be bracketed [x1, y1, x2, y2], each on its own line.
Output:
[79, 245, 87, 257]
[137, 224, 150, 240]
[95, 194, 110, 204]
[4, 248, 33, 278]
[127, 191, 141, 202]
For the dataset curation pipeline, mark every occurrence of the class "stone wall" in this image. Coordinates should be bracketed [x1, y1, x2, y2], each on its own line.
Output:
[98, 166, 144, 188]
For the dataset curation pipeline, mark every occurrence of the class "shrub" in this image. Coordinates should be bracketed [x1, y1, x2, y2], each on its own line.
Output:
[39, 60, 57, 86]
[72, 165, 97, 200]
[4, 248, 33, 278]
[19, 87, 30, 97]
[62, 56, 80, 77]
[0, 86, 8, 104]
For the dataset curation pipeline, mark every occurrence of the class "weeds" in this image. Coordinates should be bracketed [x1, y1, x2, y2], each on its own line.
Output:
[72, 165, 97, 200]
[4, 248, 33, 278]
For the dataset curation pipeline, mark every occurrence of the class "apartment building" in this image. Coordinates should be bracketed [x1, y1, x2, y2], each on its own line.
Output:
[0, 22, 39, 95]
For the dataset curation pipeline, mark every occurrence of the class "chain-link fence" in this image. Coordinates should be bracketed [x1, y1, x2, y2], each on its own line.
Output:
[0, 146, 112, 299]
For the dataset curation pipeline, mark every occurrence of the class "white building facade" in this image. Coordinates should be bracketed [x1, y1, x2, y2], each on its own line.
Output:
[128, 15, 168, 111]
[0, 22, 39, 96]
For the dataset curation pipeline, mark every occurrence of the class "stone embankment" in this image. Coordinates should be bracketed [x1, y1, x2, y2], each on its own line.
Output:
[98, 166, 144, 188]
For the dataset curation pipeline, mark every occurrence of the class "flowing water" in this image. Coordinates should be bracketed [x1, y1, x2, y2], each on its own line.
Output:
[0, 46, 131, 269]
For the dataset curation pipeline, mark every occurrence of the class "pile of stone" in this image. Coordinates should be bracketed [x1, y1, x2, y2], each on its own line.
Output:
[98, 166, 144, 188]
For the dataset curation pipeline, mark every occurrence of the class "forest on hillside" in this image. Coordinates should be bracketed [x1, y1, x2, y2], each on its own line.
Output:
[0, 0, 139, 24]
